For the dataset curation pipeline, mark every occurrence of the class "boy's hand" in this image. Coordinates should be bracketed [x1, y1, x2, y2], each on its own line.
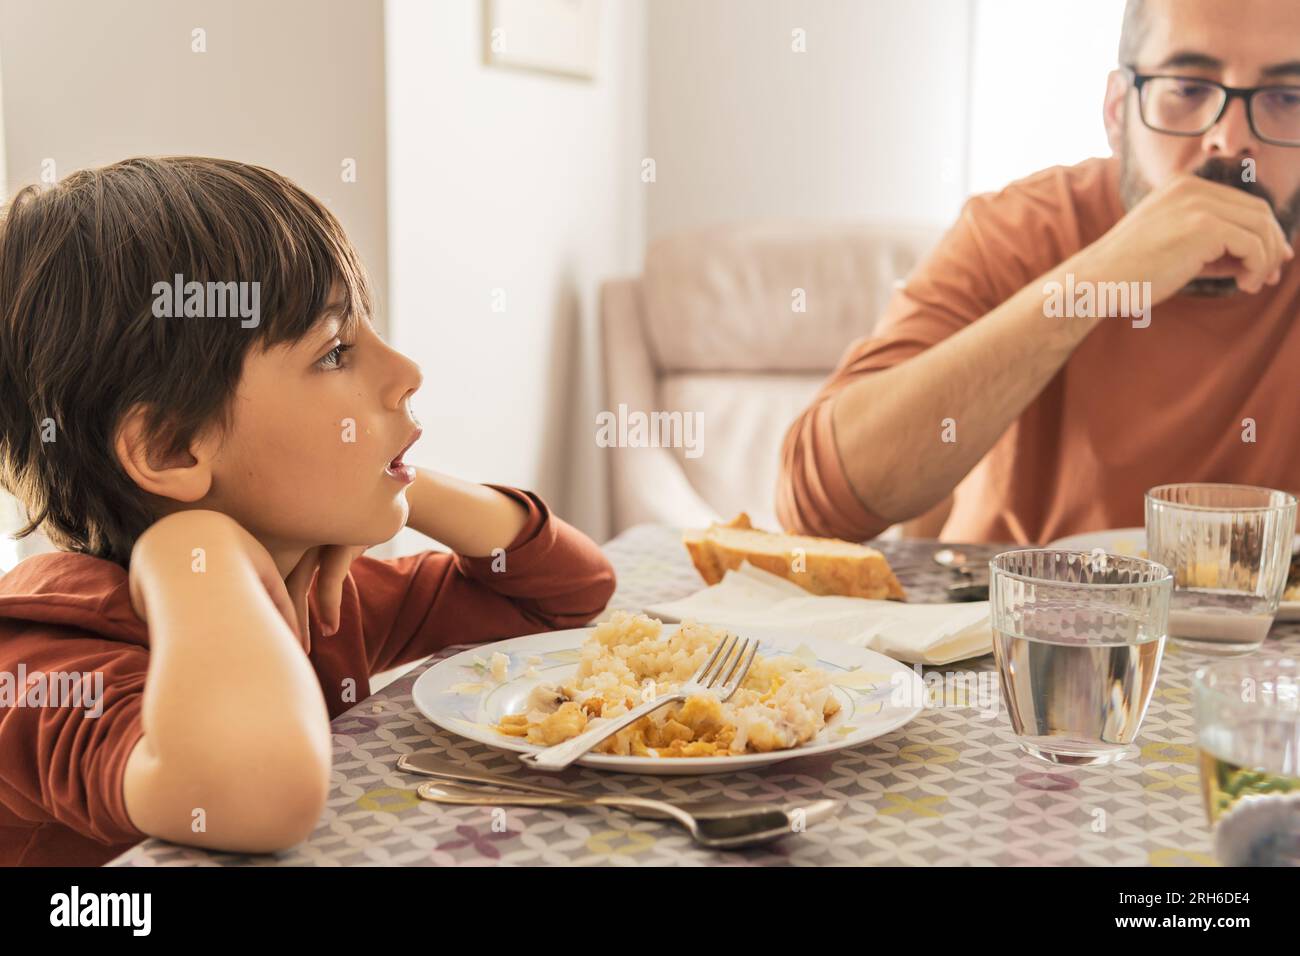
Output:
[284, 544, 367, 648]
[129, 509, 302, 648]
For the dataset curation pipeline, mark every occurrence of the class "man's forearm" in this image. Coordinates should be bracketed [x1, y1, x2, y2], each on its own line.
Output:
[404, 468, 529, 556]
[833, 258, 1105, 523]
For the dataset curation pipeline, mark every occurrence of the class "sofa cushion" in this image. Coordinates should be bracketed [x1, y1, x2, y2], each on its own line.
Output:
[658, 372, 826, 530]
[642, 221, 939, 373]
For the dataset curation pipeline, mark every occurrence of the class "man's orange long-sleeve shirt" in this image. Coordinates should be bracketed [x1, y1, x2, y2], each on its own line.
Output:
[778, 157, 1300, 543]
[0, 486, 615, 866]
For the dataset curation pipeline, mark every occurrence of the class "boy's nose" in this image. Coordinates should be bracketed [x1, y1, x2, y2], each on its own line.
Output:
[382, 347, 423, 411]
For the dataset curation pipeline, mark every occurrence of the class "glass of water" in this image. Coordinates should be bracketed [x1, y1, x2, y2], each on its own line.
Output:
[1145, 483, 1297, 656]
[1194, 658, 1300, 866]
[989, 549, 1172, 766]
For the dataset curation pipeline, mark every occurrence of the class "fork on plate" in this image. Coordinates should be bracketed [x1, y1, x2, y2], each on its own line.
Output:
[519, 632, 759, 771]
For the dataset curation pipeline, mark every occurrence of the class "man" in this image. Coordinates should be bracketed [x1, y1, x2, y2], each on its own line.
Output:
[778, 0, 1300, 544]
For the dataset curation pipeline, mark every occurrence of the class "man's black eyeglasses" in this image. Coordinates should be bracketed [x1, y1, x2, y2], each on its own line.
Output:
[1123, 65, 1300, 147]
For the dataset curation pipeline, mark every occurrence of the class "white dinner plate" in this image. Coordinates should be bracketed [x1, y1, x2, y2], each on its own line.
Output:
[1048, 528, 1300, 622]
[411, 626, 925, 775]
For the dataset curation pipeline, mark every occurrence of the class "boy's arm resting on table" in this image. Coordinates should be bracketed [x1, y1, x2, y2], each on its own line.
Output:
[121, 511, 332, 853]
[354, 473, 617, 674]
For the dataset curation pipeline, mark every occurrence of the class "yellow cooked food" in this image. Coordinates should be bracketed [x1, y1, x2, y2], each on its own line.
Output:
[496, 612, 841, 757]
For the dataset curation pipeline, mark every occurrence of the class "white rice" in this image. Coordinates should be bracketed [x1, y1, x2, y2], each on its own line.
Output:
[518, 611, 840, 755]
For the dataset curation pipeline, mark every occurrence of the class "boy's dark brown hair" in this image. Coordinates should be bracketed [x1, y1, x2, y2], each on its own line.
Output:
[0, 156, 371, 566]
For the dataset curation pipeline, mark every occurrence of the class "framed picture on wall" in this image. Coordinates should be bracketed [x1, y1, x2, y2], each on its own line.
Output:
[482, 0, 601, 80]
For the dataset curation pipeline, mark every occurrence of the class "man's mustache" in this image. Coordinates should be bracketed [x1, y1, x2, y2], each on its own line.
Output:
[1194, 157, 1278, 209]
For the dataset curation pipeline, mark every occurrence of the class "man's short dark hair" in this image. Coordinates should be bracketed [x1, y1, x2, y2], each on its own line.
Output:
[1119, 0, 1148, 66]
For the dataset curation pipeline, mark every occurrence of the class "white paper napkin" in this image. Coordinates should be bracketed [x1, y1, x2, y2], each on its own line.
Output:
[644, 562, 993, 665]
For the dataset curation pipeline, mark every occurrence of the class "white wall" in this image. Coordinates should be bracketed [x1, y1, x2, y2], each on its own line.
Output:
[968, 0, 1123, 194]
[384, 0, 646, 546]
[0, 0, 389, 318]
[646, 0, 974, 237]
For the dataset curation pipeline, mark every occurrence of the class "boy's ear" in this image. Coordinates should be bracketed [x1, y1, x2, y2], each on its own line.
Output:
[114, 404, 214, 503]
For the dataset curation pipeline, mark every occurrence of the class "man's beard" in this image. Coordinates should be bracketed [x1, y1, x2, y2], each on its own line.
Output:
[1119, 140, 1300, 297]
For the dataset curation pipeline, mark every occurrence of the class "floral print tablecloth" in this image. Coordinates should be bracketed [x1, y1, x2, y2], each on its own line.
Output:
[111, 525, 1299, 866]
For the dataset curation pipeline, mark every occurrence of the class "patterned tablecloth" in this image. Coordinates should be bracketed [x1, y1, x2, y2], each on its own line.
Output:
[110, 526, 1300, 867]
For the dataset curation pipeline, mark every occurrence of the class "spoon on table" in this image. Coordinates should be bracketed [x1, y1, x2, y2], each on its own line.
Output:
[879, 547, 989, 600]
[891, 547, 982, 576]
[934, 548, 984, 575]
[398, 751, 824, 822]
[934, 547, 991, 601]
[398, 751, 839, 848]
[414, 781, 837, 850]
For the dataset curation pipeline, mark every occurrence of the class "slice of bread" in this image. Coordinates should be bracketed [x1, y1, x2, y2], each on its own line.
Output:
[683, 513, 906, 601]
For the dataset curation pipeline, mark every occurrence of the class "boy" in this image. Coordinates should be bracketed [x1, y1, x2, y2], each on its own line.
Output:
[0, 157, 617, 865]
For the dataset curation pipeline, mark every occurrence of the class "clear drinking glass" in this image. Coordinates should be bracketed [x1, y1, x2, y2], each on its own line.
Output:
[989, 549, 1172, 766]
[1194, 658, 1300, 866]
[1145, 483, 1297, 656]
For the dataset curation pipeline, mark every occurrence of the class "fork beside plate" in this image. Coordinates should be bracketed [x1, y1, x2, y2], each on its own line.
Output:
[397, 751, 839, 849]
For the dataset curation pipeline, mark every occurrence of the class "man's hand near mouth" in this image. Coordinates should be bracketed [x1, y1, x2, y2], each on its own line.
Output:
[1075, 172, 1294, 302]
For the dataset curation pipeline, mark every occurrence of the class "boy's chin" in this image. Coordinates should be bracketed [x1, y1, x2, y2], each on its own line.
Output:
[374, 497, 413, 542]
[314, 500, 410, 550]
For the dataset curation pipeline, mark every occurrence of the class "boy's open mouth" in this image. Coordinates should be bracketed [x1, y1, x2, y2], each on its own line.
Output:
[385, 426, 422, 484]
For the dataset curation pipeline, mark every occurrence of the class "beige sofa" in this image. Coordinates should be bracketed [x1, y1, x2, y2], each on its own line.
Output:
[600, 221, 941, 538]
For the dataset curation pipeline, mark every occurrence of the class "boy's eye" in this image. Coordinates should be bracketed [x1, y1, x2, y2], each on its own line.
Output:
[317, 342, 353, 370]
